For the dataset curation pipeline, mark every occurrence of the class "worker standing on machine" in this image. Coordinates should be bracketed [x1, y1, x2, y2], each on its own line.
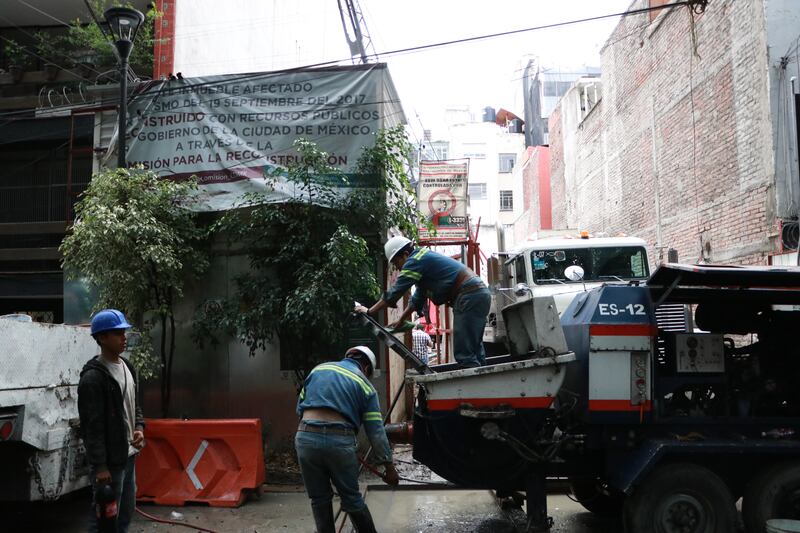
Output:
[295, 346, 399, 533]
[365, 235, 490, 368]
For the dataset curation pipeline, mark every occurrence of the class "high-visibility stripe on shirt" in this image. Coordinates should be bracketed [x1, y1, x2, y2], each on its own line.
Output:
[311, 363, 373, 395]
[413, 249, 429, 260]
[400, 269, 422, 280]
[363, 412, 382, 421]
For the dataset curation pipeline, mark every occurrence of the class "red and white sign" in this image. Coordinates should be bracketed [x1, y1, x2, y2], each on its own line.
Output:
[417, 160, 469, 242]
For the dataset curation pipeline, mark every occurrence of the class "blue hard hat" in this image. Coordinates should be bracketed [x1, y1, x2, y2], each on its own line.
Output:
[90, 309, 133, 336]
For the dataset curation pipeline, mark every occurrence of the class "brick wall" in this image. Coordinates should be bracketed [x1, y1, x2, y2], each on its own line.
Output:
[549, 0, 778, 266]
[548, 105, 566, 231]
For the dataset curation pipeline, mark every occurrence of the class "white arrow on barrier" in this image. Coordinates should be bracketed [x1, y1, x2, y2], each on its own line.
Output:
[186, 439, 209, 490]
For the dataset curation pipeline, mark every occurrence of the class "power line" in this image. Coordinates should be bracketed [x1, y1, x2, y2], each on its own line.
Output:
[0, 1, 709, 121]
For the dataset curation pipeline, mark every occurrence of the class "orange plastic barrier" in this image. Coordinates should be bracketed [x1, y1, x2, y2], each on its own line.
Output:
[135, 419, 266, 507]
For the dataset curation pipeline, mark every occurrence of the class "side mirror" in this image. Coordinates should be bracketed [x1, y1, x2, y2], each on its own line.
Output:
[564, 265, 585, 281]
[515, 283, 531, 297]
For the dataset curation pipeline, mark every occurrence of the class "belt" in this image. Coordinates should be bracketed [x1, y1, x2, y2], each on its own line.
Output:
[447, 268, 484, 305]
[298, 421, 355, 436]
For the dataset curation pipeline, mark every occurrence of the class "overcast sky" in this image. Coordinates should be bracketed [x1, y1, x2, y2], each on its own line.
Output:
[171, 0, 633, 138]
[361, 0, 632, 136]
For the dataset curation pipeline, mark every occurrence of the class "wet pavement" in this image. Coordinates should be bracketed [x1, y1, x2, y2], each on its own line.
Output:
[4, 485, 619, 533]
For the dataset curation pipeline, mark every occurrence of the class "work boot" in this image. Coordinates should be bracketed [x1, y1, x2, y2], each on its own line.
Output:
[311, 502, 335, 533]
[348, 506, 378, 533]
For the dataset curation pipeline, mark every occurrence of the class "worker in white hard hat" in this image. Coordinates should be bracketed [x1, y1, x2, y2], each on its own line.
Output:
[365, 235, 490, 368]
[295, 346, 399, 533]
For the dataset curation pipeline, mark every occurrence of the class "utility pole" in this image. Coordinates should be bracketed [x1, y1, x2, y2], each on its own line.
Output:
[336, 0, 377, 64]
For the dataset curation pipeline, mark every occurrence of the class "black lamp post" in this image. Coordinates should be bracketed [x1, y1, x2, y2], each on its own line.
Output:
[104, 6, 145, 168]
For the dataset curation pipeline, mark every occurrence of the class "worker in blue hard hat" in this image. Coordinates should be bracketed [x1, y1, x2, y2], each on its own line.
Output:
[363, 235, 490, 368]
[78, 309, 145, 533]
[295, 346, 399, 533]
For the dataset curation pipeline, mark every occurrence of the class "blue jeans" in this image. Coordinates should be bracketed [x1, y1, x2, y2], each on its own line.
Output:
[453, 284, 491, 368]
[295, 427, 365, 512]
[88, 455, 136, 533]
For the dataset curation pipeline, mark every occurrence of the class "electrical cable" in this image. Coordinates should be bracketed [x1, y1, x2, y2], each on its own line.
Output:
[0, 0, 707, 122]
[134, 507, 222, 533]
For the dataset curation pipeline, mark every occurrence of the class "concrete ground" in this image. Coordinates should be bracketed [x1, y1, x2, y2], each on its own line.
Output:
[3, 485, 618, 533]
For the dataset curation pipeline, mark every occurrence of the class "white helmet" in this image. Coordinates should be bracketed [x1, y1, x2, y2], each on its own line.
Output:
[384, 235, 412, 262]
[347, 345, 377, 374]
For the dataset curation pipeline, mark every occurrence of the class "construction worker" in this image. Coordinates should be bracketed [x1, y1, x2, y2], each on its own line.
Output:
[78, 309, 145, 533]
[295, 346, 399, 533]
[366, 235, 490, 368]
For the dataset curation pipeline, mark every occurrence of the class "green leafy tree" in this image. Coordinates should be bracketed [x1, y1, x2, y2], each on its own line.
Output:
[193, 127, 420, 376]
[35, 1, 161, 76]
[60, 167, 208, 416]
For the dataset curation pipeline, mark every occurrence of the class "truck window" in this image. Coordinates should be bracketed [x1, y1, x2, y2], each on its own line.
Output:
[529, 246, 649, 284]
[514, 255, 527, 284]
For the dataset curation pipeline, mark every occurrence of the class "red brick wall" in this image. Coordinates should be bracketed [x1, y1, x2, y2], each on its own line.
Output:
[549, 0, 777, 266]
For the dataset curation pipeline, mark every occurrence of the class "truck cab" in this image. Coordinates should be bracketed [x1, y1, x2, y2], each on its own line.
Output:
[484, 235, 650, 348]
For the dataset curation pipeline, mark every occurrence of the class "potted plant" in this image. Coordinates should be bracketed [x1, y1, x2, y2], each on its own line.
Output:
[4, 39, 32, 82]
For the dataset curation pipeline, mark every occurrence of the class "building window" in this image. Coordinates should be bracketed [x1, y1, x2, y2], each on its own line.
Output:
[499, 190, 513, 211]
[469, 183, 487, 200]
[543, 80, 575, 97]
[498, 153, 516, 173]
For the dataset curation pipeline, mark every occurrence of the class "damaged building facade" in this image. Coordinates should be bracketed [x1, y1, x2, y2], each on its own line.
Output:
[546, 0, 800, 266]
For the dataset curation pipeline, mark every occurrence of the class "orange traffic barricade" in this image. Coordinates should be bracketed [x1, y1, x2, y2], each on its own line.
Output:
[136, 418, 265, 507]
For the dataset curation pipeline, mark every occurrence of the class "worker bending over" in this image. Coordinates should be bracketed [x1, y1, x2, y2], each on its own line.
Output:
[367, 235, 490, 368]
[295, 346, 399, 533]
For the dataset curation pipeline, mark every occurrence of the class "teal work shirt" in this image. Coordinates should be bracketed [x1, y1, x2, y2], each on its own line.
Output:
[382, 247, 472, 313]
[297, 359, 392, 464]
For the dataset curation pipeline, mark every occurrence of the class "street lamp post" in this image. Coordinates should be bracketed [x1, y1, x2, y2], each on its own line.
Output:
[104, 7, 145, 169]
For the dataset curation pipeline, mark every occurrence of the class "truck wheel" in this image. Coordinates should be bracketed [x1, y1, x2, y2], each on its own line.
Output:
[569, 478, 624, 516]
[623, 463, 737, 533]
[742, 461, 800, 533]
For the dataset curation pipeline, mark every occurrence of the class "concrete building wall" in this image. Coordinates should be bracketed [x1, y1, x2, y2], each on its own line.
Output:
[446, 121, 525, 257]
[142, 247, 392, 450]
[171, 0, 347, 77]
[549, 0, 785, 266]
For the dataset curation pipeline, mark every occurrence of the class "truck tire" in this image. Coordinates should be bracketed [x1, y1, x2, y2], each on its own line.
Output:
[623, 463, 737, 533]
[569, 478, 625, 517]
[742, 461, 800, 533]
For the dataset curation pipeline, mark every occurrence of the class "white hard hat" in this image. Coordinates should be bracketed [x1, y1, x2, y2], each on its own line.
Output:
[384, 235, 412, 262]
[347, 345, 377, 373]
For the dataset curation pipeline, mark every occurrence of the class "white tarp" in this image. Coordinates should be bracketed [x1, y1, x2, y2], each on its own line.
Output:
[417, 160, 469, 242]
[126, 64, 405, 211]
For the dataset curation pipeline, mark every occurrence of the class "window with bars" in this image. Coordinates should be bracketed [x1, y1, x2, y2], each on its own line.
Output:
[498, 153, 516, 173]
[469, 183, 487, 200]
[499, 190, 513, 211]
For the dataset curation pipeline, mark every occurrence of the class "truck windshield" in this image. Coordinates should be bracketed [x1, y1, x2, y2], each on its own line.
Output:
[529, 246, 649, 284]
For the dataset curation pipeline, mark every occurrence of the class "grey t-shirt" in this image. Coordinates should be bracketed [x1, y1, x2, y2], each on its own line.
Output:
[99, 356, 137, 456]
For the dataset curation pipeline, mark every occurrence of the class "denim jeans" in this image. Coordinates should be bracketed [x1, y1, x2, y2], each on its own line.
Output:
[88, 455, 136, 533]
[295, 427, 365, 512]
[453, 284, 491, 368]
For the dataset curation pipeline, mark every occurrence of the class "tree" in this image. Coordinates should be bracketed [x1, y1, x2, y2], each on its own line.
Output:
[193, 127, 420, 377]
[60, 167, 208, 416]
[35, 1, 161, 77]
